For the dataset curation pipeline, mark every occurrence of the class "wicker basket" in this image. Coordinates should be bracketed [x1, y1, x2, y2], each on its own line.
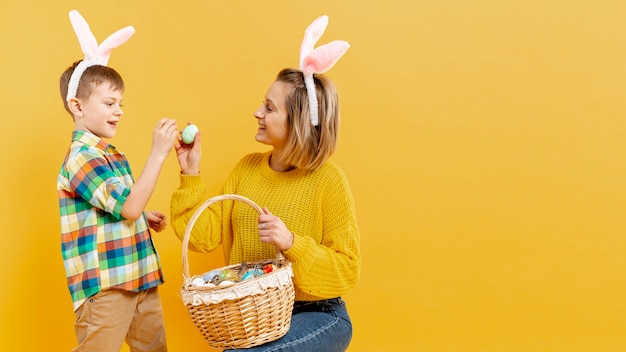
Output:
[181, 194, 295, 349]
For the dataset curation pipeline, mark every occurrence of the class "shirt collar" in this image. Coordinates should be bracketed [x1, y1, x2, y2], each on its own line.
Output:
[72, 130, 114, 152]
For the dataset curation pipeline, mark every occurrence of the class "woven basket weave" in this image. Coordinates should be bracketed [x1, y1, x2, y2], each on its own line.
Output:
[181, 194, 295, 349]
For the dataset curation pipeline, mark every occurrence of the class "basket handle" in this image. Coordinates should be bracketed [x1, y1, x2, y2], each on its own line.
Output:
[181, 194, 265, 280]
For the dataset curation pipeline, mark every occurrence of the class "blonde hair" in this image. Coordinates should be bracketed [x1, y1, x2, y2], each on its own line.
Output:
[59, 60, 125, 117]
[276, 68, 340, 171]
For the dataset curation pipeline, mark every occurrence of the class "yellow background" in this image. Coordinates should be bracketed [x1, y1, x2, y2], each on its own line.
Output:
[1, 0, 626, 351]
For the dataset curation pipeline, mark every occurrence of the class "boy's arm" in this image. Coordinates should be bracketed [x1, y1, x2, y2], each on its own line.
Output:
[121, 118, 178, 220]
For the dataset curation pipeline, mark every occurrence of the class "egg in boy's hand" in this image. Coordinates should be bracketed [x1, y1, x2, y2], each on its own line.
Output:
[181, 124, 199, 144]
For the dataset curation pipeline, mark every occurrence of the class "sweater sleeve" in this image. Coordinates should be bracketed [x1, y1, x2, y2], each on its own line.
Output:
[284, 166, 361, 299]
[170, 174, 223, 253]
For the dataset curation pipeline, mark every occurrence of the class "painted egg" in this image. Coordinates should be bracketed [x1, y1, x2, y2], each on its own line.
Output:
[242, 268, 264, 281]
[241, 269, 259, 281]
[219, 280, 234, 286]
[181, 124, 199, 144]
[241, 271, 253, 281]
[263, 264, 277, 273]
[209, 275, 221, 285]
[219, 269, 240, 282]
[191, 278, 206, 287]
[203, 269, 221, 282]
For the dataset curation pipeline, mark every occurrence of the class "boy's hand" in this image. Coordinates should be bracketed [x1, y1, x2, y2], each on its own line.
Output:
[146, 210, 167, 232]
[152, 118, 179, 158]
[175, 122, 202, 175]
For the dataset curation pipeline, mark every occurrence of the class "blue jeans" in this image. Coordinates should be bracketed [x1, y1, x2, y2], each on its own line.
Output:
[229, 297, 352, 352]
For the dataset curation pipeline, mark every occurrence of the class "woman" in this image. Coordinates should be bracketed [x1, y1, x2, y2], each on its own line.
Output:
[171, 15, 359, 352]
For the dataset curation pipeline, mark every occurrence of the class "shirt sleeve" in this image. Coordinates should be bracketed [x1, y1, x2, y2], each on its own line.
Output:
[66, 147, 129, 219]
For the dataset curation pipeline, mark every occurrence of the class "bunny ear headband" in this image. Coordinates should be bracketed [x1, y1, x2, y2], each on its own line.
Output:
[65, 10, 135, 102]
[299, 15, 350, 126]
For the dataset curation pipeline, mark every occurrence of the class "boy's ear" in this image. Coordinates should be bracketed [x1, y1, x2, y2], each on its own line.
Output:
[68, 98, 83, 116]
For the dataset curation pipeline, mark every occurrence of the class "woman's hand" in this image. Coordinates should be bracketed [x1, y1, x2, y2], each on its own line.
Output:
[146, 210, 167, 232]
[258, 207, 294, 251]
[175, 122, 202, 175]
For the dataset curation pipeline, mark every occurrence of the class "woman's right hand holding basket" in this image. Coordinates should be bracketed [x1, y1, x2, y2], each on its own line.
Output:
[258, 207, 294, 251]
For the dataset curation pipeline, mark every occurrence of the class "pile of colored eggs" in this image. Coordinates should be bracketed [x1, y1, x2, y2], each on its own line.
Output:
[191, 263, 277, 287]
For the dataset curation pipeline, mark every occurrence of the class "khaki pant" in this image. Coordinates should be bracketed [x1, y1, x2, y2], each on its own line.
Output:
[73, 287, 167, 352]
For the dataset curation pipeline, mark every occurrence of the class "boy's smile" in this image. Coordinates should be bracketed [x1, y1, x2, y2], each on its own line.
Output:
[73, 83, 124, 139]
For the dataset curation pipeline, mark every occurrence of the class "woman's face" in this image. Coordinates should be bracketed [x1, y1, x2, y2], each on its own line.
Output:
[254, 80, 290, 151]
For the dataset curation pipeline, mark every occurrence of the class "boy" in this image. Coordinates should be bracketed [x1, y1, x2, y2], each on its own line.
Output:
[57, 11, 177, 352]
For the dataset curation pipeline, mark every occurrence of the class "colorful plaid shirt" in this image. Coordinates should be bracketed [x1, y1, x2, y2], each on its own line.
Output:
[57, 131, 164, 311]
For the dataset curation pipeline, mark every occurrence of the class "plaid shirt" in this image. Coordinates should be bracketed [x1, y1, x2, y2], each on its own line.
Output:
[57, 131, 164, 311]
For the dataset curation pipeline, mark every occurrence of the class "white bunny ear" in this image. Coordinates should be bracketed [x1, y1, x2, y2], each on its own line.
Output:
[98, 26, 135, 65]
[69, 10, 99, 62]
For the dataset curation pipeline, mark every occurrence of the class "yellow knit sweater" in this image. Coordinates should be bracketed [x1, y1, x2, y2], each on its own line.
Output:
[171, 151, 361, 301]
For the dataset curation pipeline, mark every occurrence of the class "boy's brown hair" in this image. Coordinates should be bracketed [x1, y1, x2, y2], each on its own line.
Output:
[60, 60, 125, 118]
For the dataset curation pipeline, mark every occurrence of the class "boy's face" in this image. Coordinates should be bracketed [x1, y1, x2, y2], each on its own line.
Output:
[72, 83, 124, 139]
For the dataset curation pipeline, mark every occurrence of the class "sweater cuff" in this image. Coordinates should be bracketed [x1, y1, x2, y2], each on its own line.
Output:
[179, 173, 204, 189]
[284, 232, 309, 263]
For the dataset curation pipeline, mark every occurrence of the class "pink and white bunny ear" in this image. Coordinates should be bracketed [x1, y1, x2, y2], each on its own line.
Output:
[301, 41, 350, 75]
[298, 15, 350, 126]
[66, 10, 135, 102]
[98, 26, 135, 65]
[299, 15, 329, 70]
